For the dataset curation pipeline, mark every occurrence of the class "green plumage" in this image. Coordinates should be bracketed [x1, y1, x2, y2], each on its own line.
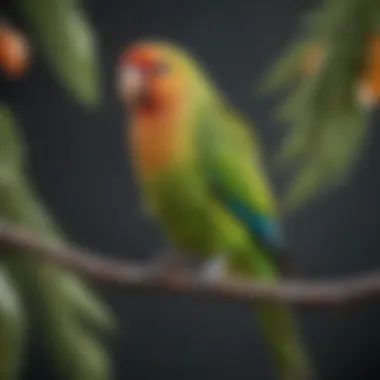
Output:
[129, 42, 314, 380]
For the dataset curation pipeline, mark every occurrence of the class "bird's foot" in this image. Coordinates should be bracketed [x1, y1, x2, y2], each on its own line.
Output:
[198, 255, 228, 282]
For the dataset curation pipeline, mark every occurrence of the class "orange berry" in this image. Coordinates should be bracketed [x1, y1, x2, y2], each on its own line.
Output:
[301, 36, 380, 108]
[300, 43, 324, 76]
[360, 35, 380, 103]
[0, 22, 31, 79]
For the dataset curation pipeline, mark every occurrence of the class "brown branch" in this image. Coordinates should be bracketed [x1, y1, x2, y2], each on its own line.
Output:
[0, 218, 379, 307]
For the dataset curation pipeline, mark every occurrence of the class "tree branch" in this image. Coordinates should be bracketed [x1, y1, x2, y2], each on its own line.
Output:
[0, 218, 379, 307]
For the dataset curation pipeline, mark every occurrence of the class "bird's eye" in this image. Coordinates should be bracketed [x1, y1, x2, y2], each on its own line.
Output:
[153, 61, 170, 75]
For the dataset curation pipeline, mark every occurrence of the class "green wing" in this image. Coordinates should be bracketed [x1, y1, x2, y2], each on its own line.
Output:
[195, 100, 282, 252]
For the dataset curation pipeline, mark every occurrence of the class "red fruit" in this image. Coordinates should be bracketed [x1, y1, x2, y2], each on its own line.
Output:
[0, 21, 31, 79]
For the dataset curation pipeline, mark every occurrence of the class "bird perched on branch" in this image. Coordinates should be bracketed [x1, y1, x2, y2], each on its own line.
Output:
[117, 39, 315, 380]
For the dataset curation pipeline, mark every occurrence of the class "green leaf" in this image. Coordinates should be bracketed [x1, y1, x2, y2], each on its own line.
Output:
[0, 105, 24, 169]
[57, 272, 116, 331]
[264, 0, 376, 210]
[0, 104, 114, 380]
[0, 265, 26, 380]
[17, 0, 102, 107]
[260, 39, 311, 94]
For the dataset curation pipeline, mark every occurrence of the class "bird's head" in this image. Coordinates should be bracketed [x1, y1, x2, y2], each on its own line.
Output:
[116, 39, 210, 113]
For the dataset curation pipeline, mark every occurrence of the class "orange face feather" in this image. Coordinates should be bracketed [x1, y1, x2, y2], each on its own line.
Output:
[117, 42, 192, 176]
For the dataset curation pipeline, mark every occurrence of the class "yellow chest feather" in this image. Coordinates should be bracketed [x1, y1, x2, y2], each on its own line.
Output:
[128, 110, 186, 176]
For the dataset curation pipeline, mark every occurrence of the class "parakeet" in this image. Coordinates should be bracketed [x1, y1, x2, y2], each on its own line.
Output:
[117, 39, 314, 380]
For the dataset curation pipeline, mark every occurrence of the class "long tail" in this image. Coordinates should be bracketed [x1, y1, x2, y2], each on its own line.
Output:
[255, 304, 314, 380]
[228, 253, 315, 380]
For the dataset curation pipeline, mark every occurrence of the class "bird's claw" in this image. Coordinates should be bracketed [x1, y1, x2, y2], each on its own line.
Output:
[198, 256, 228, 283]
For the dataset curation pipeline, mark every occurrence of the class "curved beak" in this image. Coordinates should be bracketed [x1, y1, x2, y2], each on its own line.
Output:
[118, 65, 147, 106]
